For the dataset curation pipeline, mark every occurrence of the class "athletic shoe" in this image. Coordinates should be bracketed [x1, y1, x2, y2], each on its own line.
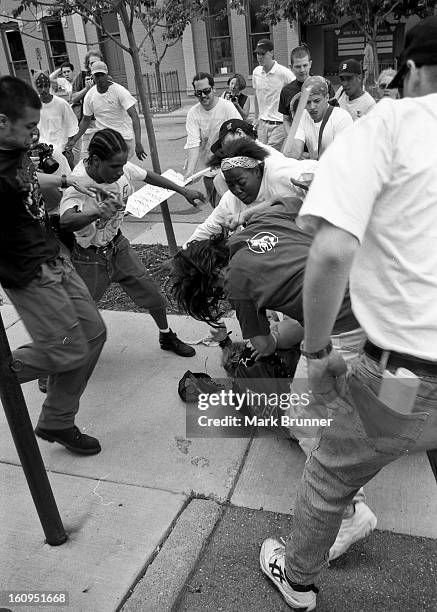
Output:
[260, 538, 318, 610]
[35, 425, 101, 455]
[159, 329, 196, 357]
[329, 501, 377, 561]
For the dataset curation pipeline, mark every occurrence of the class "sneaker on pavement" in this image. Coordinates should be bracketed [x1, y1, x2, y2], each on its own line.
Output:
[159, 329, 196, 357]
[329, 501, 377, 561]
[35, 425, 101, 455]
[260, 538, 318, 610]
[38, 376, 48, 393]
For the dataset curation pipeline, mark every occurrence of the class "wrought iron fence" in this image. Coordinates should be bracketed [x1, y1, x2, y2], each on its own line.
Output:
[142, 70, 181, 113]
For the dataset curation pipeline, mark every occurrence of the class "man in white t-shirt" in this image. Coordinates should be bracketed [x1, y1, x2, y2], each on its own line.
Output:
[284, 76, 352, 160]
[60, 136, 205, 358]
[67, 62, 146, 161]
[335, 59, 376, 121]
[184, 72, 240, 208]
[252, 39, 295, 150]
[260, 16, 437, 611]
[35, 71, 78, 155]
[49, 61, 75, 97]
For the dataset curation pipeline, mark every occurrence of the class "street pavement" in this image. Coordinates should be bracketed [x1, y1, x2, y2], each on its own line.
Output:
[0, 105, 436, 612]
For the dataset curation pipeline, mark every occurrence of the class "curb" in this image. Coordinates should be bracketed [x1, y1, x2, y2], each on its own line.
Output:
[120, 499, 223, 611]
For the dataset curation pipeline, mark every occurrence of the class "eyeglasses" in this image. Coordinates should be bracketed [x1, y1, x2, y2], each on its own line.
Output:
[194, 87, 212, 97]
[378, 82, 391, 90]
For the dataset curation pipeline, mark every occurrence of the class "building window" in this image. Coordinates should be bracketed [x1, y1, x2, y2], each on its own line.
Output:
[206, 0, 234, 76]
[1, 23, 30, 82]
[42, 17, 69, 70]
[246, 0, 271, 72]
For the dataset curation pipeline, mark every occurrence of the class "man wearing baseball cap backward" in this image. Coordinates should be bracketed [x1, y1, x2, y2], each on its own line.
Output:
[335, 59, 376, 121]
[260, 16, 437, 610]
[284, 75, 352, 160]
[67, 61, 147, 161]
[252, 38, 295, 151]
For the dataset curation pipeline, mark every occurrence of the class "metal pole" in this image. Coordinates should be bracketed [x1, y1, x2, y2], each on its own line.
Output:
[0, 312, 67, 546]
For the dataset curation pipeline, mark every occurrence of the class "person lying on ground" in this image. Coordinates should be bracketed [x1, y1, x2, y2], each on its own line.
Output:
[170, 202, 377, 560]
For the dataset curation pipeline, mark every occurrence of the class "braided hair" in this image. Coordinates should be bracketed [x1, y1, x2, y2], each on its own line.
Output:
[171, 234, 230, 326]
[87, 128, 128, 161]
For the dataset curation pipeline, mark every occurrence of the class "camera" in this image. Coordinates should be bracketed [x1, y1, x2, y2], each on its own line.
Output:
[32, 143, 59, 174]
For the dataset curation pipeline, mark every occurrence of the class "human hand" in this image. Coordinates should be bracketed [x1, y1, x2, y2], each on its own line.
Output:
[69, 177, 111, 198]
[182, 189, 205, 207]
[96, 192, 123, 221]
[222, 210, 242, 231]
[306, 349, 347, 404]
[148, 255, 174, 275]
[135, 143, 148, 160]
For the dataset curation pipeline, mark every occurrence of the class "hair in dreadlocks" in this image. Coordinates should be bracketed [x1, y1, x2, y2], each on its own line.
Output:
[88, 128, 128, 161]
[171, 234, 230, 326]
[208, 137, 269, 169]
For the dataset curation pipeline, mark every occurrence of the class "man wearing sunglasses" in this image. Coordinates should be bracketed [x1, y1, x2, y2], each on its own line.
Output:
[184, 72, 240, 208]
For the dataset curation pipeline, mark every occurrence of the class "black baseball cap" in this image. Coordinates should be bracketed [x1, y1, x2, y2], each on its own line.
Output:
[211, 119, 257, 154]
[389, 16, 437, 88]
[254, 39, 274, 54]
[338, 59, 361, 76]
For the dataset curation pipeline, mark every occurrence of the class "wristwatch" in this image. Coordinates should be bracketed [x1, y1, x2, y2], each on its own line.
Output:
[60, 174, 68, 189]
[300, 340, 333, 360]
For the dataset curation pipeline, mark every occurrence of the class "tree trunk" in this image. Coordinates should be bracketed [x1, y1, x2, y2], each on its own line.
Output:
[118, 4, 177, 254]
[154, 61, 163, 110]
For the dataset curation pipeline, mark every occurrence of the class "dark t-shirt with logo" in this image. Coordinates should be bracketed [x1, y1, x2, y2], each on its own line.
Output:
[0, 149, 59, 288]
[225, 207, 358, 338]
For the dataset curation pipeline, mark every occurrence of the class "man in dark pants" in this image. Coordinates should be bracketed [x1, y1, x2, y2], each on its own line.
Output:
[0, 75, 107, 456]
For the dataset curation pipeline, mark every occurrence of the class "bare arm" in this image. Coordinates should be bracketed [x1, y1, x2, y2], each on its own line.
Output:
[126, 105, 147, 160]
[66, 115, 92, 148]
[71, 86, 88, 105]
[284, 138, 304, 160]
[283, 114, 292, 134]
[253, 95, 259, 125]
[184, 147, 200, 179]
[303, 221, 359, 352]
[145, 170, 204, 207]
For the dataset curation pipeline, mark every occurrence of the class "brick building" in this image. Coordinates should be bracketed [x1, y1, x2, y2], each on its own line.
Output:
[0, 1, 431, 102]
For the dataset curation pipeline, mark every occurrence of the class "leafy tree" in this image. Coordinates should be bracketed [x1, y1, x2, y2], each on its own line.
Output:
[239, 0, 435, 79]
[12, 0, 207, 253]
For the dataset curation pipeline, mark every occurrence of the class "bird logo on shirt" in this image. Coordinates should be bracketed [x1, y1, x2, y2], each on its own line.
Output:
[247, 231, 279, 253]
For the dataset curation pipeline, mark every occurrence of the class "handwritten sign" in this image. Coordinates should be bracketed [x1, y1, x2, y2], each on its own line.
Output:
[125, 169, 183, 218]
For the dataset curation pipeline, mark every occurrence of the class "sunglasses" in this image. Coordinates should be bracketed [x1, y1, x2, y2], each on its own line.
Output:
[194, 87, 213, 97]
[378, 82, 391, 90]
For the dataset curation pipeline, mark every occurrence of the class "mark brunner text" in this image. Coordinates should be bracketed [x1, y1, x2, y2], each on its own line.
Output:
[197, 416, 333, 427]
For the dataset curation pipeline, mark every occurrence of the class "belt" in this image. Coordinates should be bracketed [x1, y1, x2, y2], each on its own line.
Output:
[87, 230, 121, 254]
[363, 340, 437, 376]
[260, 119, 283, 125]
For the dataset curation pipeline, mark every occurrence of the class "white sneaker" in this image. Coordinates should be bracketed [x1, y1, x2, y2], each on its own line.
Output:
[260, 538, 318, 610]
[329, 502, 377, 561]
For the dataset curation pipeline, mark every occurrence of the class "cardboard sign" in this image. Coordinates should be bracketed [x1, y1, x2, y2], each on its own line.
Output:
[125, 167, 214, 218]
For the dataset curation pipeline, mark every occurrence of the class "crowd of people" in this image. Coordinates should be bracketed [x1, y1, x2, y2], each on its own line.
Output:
[1, 16, 436, 610]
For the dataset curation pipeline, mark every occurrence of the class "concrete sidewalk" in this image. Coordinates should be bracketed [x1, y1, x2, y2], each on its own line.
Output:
[1, 300, 436, 612]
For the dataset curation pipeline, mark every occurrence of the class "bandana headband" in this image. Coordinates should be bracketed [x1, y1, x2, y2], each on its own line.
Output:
[221, 156, 260, 172]
[35, 72, 50, 87]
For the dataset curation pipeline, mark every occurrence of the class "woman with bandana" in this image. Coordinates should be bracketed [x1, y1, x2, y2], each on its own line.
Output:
[184, 138, 317, 246]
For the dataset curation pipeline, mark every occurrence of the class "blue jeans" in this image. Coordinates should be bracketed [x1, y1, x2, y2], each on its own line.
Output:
[71, 234, 166, 311]
[284, 351, 437, 585]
